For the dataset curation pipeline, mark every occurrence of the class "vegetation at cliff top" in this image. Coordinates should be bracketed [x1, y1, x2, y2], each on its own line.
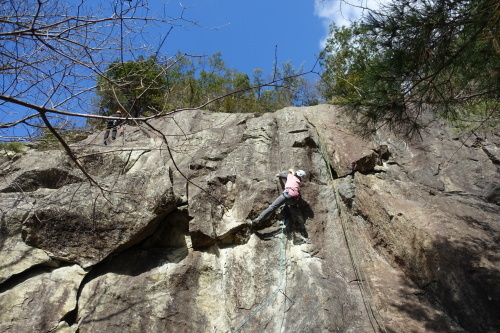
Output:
[1, 0, 498, 148]
[320, 0, 499, 138]
[0, 141, 25, 154]
[94, 52, 321, 122]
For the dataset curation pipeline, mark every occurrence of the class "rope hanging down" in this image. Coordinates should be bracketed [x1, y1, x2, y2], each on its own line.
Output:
[233, 121, 292, 332]
[318, 135, 387, 333]
[233, 218, 293, 333]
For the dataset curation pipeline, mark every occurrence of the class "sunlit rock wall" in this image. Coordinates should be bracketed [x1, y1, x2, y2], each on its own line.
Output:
[0, 105, 498, 333]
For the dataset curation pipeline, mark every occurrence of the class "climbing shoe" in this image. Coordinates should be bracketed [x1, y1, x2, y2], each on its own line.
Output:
[250, 219, 265, 231]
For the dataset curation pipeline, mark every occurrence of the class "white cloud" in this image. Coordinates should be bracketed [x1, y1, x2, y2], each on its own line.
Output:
[314, 0, 381, 48]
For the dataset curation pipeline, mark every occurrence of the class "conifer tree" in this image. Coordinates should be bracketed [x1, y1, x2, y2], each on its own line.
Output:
[321, 0, 499, 137]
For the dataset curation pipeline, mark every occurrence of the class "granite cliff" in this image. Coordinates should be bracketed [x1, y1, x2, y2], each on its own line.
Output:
[0, 105, 499, 333]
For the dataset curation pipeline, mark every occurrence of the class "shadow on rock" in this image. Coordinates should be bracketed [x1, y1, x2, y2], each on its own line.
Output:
[387, 233, 500, 333]
[254, 225, 284, 240]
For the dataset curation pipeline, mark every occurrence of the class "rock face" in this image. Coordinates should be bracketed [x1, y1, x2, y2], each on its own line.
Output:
[0, 104, 498, 333]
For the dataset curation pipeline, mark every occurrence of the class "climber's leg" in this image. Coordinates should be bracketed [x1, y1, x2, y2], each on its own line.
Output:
[111, 127, 118, 140]
[253, 194, 287, 223]
[103, 129, 110, 145]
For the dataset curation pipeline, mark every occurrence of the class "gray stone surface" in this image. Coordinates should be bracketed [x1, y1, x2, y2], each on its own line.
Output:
[0, 104, 498, 332]
[0, 265, 85, 333]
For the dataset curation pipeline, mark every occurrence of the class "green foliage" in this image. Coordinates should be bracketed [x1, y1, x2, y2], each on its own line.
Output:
[96, 56, 168, 118]
[94, 52, 318, 122]
[320, 23, 378, 104]
[320, 0, 500, 137]
[35, 127, 90, 150]
[0, 142, 25, 154]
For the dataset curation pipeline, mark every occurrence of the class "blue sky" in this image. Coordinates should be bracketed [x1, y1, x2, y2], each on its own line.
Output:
[146, 0, 370, 76]
[1, 0, 374, 140]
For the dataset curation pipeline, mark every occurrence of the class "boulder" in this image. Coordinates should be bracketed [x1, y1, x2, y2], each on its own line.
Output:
[22, 167, 179, 268]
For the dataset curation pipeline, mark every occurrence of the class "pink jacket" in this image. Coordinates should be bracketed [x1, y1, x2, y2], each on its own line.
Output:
[284, 174, 301, 197]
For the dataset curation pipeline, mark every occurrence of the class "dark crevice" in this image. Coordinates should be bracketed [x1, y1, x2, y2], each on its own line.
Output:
[292, 136, 317, 148]
[0, 259, 84, 330]
[288, 129, 309, 134]
[327, 163, 339, 179]
[81, 208, 191, 283]
[1, 169, 83, 193]
[62, 307, 78, 327]
[122, 149, 151, 174]
[0, 260, 67, 294]
[71, 269, 90, 328]
[67, 208, 193, 329]
[482, 147, 500, 166]
[486, 186, 500, 206]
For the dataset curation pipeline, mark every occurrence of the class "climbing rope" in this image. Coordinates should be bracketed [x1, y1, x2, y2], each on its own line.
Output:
[318, 135, 388, 333]
[233, 118, 294, 332]
[233, 218, 292, 332]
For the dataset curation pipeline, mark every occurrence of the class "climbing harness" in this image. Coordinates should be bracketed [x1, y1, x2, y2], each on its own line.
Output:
[284, 187, 300, 198]
[318, 135, 388, 333]
[233, 218, 294, 332]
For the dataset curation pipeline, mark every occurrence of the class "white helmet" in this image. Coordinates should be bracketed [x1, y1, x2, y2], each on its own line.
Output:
[296, 170, 306, 177]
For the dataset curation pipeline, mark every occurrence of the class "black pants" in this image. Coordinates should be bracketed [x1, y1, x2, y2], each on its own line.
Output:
[103, 127, 117, 141]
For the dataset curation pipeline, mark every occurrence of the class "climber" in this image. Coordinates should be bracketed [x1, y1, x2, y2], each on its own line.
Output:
[103, 110, 123, 145]
[251, 168, 306, 227]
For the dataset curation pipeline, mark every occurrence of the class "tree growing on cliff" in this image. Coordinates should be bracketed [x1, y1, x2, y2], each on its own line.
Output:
[96, 56, 169, 118]
[320, 0, 500, 137]
[95, 51, 318, 118]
